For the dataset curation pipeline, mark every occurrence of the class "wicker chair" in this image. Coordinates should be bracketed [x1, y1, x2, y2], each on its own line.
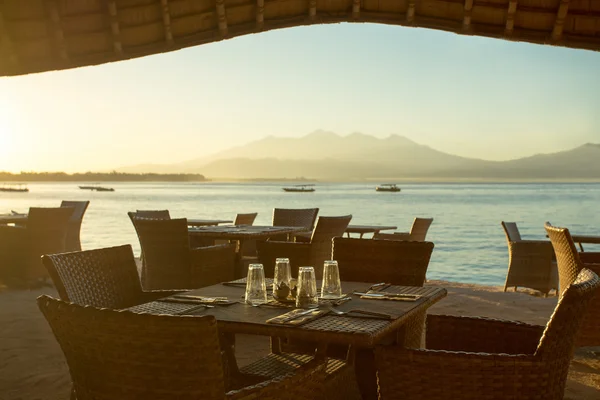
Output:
[130, 217, 236, 290]
[235, 212, 258, 226]
[332, 237, 434, 286]
[257, 215, 352, 279]
[501, 221, 558, 296]
[60, 200, 90, 252]
[42, 244, 181, 309]
[38, 295, 361, 400]
[375, 268, 600, 400]
[545, 222, 600, 347]
[270, 208, 319, 242]
[373, 217, 433, 241]
[0, 207, 73, 285]
[132, 209, 171, 219]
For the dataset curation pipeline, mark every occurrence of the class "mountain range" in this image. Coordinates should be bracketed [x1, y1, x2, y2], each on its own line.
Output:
[118, 130, 600, 180]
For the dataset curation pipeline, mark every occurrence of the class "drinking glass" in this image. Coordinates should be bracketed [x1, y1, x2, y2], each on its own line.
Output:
[296, 266, 318, 308]
[321, 260, 342, 299]
[245, 264, 267, 306]
[273, 258, 292, 301]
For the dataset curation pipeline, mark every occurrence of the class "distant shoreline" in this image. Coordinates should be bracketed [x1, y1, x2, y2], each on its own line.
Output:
[0, 172, 207, 183]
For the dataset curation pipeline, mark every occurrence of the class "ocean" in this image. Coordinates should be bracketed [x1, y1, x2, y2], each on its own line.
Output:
[1, 181, 598, 286]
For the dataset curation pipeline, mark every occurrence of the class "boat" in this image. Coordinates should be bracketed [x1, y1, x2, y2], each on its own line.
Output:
[79, 185, 115, 192]
[376, 184, 401, 192]
[0, 184, 29, 193]
[283, 184, 315, 193]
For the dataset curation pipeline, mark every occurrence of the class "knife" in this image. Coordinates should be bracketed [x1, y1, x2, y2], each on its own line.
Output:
[353, 292, 421, 299]
[281, 308, 319, 323]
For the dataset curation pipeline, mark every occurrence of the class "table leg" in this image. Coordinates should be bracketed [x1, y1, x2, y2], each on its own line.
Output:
[579, 242, 585, 252]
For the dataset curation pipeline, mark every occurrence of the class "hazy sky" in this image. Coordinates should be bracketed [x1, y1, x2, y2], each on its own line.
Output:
[1, 23, 599, 172]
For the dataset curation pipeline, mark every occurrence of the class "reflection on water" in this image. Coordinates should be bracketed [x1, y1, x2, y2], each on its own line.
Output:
[1, 181, 598, 286]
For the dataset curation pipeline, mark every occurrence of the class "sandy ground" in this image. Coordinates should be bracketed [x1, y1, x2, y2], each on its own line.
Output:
[1, 281, 598, 400]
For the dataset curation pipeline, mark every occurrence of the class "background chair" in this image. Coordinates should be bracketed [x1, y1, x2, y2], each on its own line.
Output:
[545, 222, 600, 347]
[501, 221, 558, 296]
[37, 295, 359, 400]
[60, 200, 90, 252]
[42, 244, 181, 309]
[373, 217, 433, 241]
[332, 237, 434, 286]
[374, 268, 600, 400]
[234, 212, 258, 226]
[270, 208, 319, 242]
[130, 217, 236, 290]
[257, 215, 352, 279]
[0, 207, 73, 285]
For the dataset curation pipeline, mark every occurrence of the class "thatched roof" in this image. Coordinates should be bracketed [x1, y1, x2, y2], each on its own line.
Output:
[1, 0, 598, 77]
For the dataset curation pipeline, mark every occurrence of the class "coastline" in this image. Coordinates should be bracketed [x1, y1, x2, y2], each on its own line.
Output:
[1, 279, 598, 399]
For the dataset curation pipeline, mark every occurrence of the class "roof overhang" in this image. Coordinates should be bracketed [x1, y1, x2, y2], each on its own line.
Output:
[1, 0, 598, 77]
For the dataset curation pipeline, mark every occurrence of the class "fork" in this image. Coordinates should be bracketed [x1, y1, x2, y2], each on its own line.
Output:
[325, 307, 392, 320]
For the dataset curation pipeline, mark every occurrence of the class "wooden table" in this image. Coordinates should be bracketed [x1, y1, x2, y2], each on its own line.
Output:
[0, 214, 27, 224]
[345, 224, 397, 238]
[188, 225, 309, 277]
[129, 280, 447, 399]
[187, 218, 233, 227]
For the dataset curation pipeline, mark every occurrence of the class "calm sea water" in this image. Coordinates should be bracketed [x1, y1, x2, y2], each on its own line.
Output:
[1, 182, 598, 286]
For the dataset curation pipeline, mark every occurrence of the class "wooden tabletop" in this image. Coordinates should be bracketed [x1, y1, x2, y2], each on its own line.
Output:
[188, 225, 309, 240]
[128, 280, 447, 348]
[0, 214, 27, 224]
[571, 235, 600, 245]
[346, 225, 397, 234]
[187, 218, 233, 227]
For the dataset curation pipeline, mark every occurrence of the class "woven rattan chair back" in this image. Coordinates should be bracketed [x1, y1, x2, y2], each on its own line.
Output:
[501, 221, 522, 242]
[273, 208, 319, 230]
[130, 217, 192, 290]
[409, 218, 434, 242]
[234, 212, 258, 226]
[309, 215, 352, 279]
[37, 295, 226, 400]
[332, 237, 434, 286]
[60, 201, 90, 252]
[545, 223, 600, 347]
[130, 209, 171, 220]
[535, 268, 599, 360]
[544, 223, 582, 295]
[42, 245, 145, 309]
[25, 207, 74, 280]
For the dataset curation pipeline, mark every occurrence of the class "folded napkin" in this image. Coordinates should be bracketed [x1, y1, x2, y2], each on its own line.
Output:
[266, 308, 329, 326]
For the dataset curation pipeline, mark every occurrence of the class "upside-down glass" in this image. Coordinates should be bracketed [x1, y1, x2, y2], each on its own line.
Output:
[321, 260, 342, 299]
[245, 264, 267, 305]
[273, 258, 292, 301]
[296, 266, 318, 308]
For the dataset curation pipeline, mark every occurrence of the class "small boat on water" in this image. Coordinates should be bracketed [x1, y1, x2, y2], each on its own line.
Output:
[0, 184, 29, 193]
[376, 184, 401, 192]
[283, 184, 315, 193]
[79, 185, 115, 192]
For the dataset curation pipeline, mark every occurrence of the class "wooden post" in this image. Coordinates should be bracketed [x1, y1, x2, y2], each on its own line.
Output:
[462, 0, 473, 31]
[552, 0, 570, 41]
[216, 0, 228, 37]
[107, 0, 124, 55]
[0, 2, 18, 68]
[160, 0, 174, 45]
[406, 0, 415, 23]
[256, 0, 264, 30]
[352, 0, 360, 20]
[45, 0, 69, 62]
[308, 0, 317, 22]
[505, 0, 518, 36]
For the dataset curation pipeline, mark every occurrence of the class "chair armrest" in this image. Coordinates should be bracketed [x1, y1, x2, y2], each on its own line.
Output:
[226, 358, 326, 400]
[393, 231, 411, 238]
[375, 345, 539, 399]
[509, 240, 554, 255]
[579, 252, 600, 264]
[581, 262, 600, 276]
[426, 314, 543, 355]
[190, 244, 236, 288]
[293, 232, 312, 242]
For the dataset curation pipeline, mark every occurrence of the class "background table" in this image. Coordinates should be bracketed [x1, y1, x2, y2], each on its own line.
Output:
[571, 234, 600, 251]
[0, 214, 27, 224]
[129, 280, 447, 399]
[345, 225, 397, 238]
[187, 218, 233, 227]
